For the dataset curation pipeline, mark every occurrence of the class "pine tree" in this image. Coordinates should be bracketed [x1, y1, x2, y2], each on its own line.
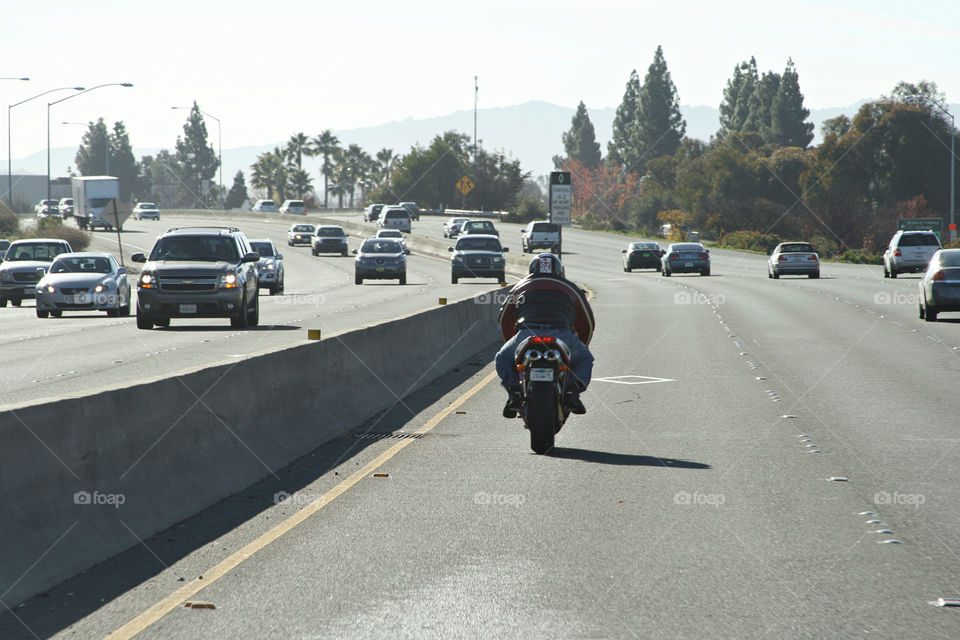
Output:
[75, 118, 110, 176]
[719, 58, 758, 136]
[634, 46, 686, 170]
[109, 122, 138, 202]
[608, 70, 641, 169]
[561, 101, 602, 169]
[225, 170, 247, 209]
[767, 59, 814, 148]
[748, 71, 781, 139]
[174, 101, 219, 206]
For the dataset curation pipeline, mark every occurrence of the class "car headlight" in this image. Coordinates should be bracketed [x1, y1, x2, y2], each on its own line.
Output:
[139, 273, 156, 288]
[493, 256, 504, 263]
[265, 263, 276, 271]
[39, 285, 55, 294]
[221, 272, 239, 288]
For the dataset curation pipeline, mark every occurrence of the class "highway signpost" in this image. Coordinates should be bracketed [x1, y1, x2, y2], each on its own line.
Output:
[898, 217, 943, 239]
[549, 171, 571, 227]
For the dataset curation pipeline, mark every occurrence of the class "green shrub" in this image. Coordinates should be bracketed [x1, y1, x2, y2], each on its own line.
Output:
[0, 205, 19, 235]
[809, 235, 840, 258]
[942, 238, 960, 249]
[837, 249, 882, 264]
[29, 219, 90, 251]
[500, 195, 547, 224]
[719, 230, 781, 253]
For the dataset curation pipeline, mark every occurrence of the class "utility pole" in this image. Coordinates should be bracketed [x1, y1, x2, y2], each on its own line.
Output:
[473, 75, 478, 166]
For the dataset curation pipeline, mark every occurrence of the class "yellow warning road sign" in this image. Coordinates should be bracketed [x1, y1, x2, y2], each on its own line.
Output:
[456, 176, 475, 195]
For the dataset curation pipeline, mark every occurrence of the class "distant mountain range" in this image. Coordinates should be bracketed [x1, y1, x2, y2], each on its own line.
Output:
[12, 98, 953, 187]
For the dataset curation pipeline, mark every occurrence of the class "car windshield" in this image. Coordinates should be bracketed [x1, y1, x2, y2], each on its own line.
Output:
[361, 240, 402, 254]
[465, 221, 493, 229]
[287, 201, 304, 207]
[249, 242, 275, 257]
[7, 243, 68, 261]
[378, 231, 402, 238]
[938, 252, 960, 267]
[900, 233, 940, 247]
[532, 223, 558, 232]
[318, 227, 345, 237]
[457, 238, 502, 252]
[139, 203, 157, 210]
[292, 225, 314, 233]
[385, 211, 408, 219]
[780, 243, 814, 253]
[260, 201, 275, 206]
[150, 236, 240, 261]
[672, 244, 703, 252]
[629, 243, 649, 250]
[51, 256, 112, 274]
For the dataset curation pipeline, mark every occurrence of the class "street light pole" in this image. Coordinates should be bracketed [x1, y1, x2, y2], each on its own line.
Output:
[907, 94, 957, 242]
[47, 83, 133, 206]
[171, 106, 221, 208]
[7, 86, 82, 207]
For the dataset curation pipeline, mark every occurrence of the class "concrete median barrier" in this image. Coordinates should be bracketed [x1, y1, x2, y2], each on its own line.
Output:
[0, 291, 505, 606]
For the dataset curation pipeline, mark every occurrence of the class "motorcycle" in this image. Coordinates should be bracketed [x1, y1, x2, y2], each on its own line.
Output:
[514, 334, 572, 454]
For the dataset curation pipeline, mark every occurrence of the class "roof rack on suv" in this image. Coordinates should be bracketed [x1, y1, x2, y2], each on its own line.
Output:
[163, 226, 241, 234]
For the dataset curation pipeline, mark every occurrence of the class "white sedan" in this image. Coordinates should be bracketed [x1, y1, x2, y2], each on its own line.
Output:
[133, 202, 160, 220]
[35, 252, 131, 318]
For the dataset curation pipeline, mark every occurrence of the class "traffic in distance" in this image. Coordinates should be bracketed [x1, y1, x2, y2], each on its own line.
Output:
[1, 207, 957, 323]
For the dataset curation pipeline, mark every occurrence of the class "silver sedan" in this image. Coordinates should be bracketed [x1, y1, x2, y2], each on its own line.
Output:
[661, 242, 710, 276]
[768, 242, 820, 279]
[35, 252, 131, 318]
[919, 249, 960, 322]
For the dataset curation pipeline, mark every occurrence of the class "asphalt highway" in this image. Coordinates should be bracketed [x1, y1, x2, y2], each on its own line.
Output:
[3, 214, 960, 638]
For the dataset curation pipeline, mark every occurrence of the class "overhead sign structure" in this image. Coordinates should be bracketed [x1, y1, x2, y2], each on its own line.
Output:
[456, 176, 475, 196]
[549, 171, 571, 226]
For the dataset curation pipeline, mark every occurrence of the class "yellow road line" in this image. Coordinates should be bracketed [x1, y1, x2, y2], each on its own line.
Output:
[106, 369, 498, 639]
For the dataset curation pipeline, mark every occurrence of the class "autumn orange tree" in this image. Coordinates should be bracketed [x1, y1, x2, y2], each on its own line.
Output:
[564, 158, 640, 228]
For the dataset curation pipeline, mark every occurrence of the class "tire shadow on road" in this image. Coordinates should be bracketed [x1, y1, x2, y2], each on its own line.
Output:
[547, 447, 710, 469]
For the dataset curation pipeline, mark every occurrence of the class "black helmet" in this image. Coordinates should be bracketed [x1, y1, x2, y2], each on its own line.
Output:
[528, 252, 564, 278]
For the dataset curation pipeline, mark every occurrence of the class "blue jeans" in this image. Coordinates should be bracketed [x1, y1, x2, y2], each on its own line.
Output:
[495, 327, 594, 391]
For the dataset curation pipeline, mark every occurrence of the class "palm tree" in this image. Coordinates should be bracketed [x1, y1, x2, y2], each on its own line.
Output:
[342, 144, 370, 208]
[288, 168, 313, 200]
[250, 152, 280, 201]
[287, 132, 310, 170]
[308, 130, 340, 208]
[375, 148, 396, 190]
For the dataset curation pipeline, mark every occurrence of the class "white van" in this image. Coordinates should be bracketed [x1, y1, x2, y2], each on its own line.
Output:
[378, 206, 412, 233]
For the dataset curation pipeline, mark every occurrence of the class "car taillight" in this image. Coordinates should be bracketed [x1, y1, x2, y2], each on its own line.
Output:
[778, 255, 788, 261]
[932, 270, 945, 281]
[894, 249, 901, 256]
[698, 253, 708, 259]
[808, 255, 818, 261]
[669, 252, 679, 260]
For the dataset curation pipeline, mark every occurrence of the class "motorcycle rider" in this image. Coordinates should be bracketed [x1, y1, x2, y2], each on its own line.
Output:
[496, 253, 595, 418]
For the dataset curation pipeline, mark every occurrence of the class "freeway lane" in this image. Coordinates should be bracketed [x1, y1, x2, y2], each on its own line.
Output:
[0, 214, 511, 407]
[6, 218, 960, 638]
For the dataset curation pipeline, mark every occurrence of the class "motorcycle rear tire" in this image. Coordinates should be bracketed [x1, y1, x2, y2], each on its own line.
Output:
[524, 382, 557, 454]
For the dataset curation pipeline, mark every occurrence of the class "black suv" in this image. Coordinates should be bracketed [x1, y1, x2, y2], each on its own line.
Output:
[131, 227, 260, 329]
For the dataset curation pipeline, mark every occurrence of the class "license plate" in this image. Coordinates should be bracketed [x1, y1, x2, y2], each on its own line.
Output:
[641, 252, 651, 257]
[179, 304, 197, 314]
[376, 267, 385, 272]
[529, 368, 554, 382]
[684, 262, 694, 267]
[73, 294, 89, 304]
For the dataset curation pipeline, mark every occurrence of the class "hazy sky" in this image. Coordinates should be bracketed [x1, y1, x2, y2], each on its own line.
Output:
[4, 0, 958, 165]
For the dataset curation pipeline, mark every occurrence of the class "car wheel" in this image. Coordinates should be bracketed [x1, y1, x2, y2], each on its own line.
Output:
[399, 273, 407, 285]
[269, 284, 278, 296]
[106, 307, 119, 318]
[497, 271, 505, 283]
[154, 317, 170, 327]
[136, 310, 154, 330]
[662, 269, 670, 277]
[36, 308, 49, 318]
[10, 297, 21, 307]
[231, 307, 248, 329]
[311, 247, 318, 256]
[890, 268, 897, 279]
[883, 265, 890, 278]
[451, 273, 458, 284]
[809, 271, 820, 279]
[772, 271, 780, 279]
[0, 297, 6, 307]
[701, 268, 711, 276]
[925, 302, 938, 321]
[919, 302, 926, 319]
[248, 293, 260, 327]
[342, 249, 348, 257]
[624, 266, 631, 272]
[278, 277, 284, 294]
[120, 302, 130, 317]
[355, 275, 363, 285]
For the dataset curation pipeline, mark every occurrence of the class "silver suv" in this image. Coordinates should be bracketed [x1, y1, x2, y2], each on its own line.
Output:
[883, 230, 941, 278]
[131, 227, 260, 329]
